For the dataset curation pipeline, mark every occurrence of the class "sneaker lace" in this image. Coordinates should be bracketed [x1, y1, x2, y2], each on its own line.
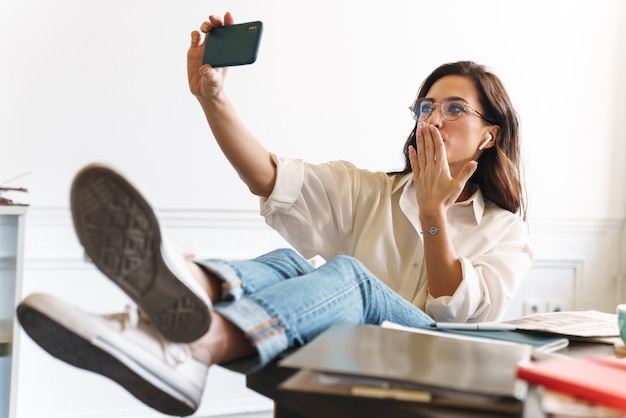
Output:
[104, 305, 192, 366]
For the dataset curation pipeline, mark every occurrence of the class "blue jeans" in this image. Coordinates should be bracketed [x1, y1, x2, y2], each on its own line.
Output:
[194, 248, 434, 371]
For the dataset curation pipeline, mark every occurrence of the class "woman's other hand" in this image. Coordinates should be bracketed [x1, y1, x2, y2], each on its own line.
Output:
[409, 122, 477, 218]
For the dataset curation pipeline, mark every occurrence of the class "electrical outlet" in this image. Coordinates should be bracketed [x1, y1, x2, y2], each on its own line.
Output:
[546, 299, 564, 312]
[523, 298, 545, 316]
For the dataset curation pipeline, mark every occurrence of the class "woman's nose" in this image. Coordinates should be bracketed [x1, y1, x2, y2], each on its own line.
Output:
[425, 104, 443, 128]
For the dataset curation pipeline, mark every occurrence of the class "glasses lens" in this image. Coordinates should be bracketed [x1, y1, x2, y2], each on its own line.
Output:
[413, 99, 434, 122]
[441, 99, 466, 121]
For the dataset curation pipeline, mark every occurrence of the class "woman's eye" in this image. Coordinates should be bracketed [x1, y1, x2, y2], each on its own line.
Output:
[446, 103, 465, 114]
[419, 103, 433, 114]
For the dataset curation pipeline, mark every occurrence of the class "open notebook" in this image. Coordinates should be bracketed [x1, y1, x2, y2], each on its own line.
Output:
[382, 320, 569, 353]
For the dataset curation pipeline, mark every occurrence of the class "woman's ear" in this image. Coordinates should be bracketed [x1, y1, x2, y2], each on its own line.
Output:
[478, 134, 493, 150]
[478, 126, 500, 151]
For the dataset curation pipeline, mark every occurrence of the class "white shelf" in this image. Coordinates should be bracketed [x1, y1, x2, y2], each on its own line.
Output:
[0, 206, 27, 216]
[0, 320, 11, 345]
[0, 208, 26, 418]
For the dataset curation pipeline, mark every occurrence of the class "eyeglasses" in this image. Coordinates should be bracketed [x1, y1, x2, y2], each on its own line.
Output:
[409, 97, 493, 123]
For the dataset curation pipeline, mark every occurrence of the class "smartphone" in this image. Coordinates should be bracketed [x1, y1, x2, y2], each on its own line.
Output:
[202, 21, 263, 67]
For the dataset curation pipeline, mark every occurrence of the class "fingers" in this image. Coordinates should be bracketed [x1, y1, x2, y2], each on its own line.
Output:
[457, 160, 478, 188]
[429, 124, 446, 167]
[205, 12, 234, 32]
[192, 12, 234, 53]
[190, 30, 202, 47]
[199, 64, 214, 78]
[207, 15, 223, 29]
[409, 145, 419, 175]
[416, 123, 425, 169]
[416, 122, 447, 167]
[224, 11, 235, 25]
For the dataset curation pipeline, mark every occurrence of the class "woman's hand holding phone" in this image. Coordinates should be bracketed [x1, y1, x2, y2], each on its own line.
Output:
[187, 13, 234, 102]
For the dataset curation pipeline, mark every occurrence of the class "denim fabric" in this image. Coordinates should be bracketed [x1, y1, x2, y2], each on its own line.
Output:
[194, 248, 434, 372]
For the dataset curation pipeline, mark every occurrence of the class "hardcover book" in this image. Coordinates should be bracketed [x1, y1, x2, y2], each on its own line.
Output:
[280, 322, 532, 414]
[516, 355, 626, 413]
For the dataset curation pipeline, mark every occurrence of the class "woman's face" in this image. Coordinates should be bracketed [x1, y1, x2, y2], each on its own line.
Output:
[422, 75, 496, 174]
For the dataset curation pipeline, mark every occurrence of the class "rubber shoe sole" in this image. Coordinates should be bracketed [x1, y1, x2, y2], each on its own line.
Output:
[16, 295, 203, 417]
[70, 164, 211, 343]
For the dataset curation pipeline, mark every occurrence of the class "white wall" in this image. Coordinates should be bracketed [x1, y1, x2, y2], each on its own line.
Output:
[3, 0, 626, 215]
[2, 1, 626, 417]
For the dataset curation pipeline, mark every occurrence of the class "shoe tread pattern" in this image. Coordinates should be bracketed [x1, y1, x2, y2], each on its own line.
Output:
[70, 166, 209, 342]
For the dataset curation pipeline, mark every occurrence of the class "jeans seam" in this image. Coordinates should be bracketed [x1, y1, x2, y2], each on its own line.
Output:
[286, 275, 370, 328]
[251, 326, 286, 347]
[243, 317, 279, 339]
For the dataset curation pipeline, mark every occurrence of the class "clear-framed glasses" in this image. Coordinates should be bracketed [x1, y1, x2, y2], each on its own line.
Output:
[409, 97, 493, 123]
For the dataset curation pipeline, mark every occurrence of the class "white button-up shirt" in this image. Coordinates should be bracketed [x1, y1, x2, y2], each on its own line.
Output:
[260, 155, 533, 322]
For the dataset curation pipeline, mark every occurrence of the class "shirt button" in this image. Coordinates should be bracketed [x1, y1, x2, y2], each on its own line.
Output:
[412, 262, 419, 269]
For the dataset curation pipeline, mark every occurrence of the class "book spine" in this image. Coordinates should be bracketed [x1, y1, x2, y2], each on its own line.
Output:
[516, 364, 626, 413]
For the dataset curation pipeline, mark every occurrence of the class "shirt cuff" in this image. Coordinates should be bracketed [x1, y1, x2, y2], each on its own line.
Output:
[260, 154, 305, 214]
[424, 257, 484, 322]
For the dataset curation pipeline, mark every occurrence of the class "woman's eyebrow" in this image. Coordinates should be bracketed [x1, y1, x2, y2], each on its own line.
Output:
[422, 96, 469, 103]
[445, 96, 468, 102]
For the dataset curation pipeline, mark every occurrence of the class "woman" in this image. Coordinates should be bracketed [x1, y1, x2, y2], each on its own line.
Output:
[17, 12, 532, 417]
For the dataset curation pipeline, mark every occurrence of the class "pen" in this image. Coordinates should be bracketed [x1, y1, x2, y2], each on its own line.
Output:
[431, 323, 517, 331]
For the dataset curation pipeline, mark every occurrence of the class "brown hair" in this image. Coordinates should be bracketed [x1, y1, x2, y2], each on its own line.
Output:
[393, 61, 527, 219]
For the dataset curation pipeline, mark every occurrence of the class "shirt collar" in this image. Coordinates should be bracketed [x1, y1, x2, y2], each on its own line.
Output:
[459, 188, 485, 224]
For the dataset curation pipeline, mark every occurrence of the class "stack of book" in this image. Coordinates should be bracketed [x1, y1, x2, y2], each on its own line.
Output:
[457, 309, 625, 416]
[279, 322, 532, 416]
[0, 172, 31, 206]
[277, 310, 625, 417]
[517, 355, 626, 416]
[0, 187, 28, 206]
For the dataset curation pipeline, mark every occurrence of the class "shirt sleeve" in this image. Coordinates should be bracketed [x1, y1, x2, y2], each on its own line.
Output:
[259, 154, 361, 259]
[424, 217, 533, 322]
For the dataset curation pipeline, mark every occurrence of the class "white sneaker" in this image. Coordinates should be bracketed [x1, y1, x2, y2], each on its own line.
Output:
[17, 293, 208, 417]
[70, 163, 212, 342]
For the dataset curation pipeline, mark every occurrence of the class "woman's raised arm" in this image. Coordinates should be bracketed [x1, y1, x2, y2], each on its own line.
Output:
[187, 12, 276, 197]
